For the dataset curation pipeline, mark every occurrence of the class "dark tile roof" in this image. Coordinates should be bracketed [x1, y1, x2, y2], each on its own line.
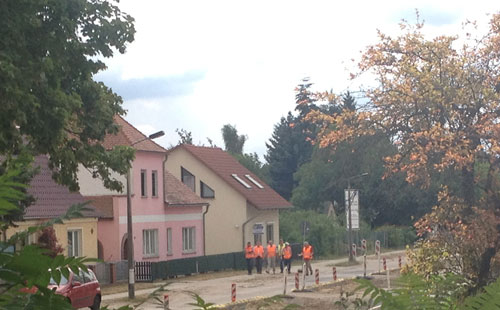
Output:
[102, 115, 167, 153]
[169, 145, 292, 210]
[24, 156, 101, 219]
[164, 170, 208, 207]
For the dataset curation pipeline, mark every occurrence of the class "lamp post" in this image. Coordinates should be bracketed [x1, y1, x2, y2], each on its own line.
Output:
[127, 130, 164, 299]
[346, 172, 368, 263]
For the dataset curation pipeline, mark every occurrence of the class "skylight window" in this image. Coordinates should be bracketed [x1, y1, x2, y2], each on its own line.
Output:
[245, 174, 264, 189]
[231, 174, 251, 189]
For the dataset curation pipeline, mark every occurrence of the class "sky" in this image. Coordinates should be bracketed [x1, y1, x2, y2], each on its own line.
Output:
[96, 0, 499, 160]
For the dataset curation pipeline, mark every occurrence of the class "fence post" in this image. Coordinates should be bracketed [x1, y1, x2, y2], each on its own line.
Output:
[110, 262, 116, 284]
[295, 272, 299, 290]
[375, 240, 381, 273]
[333, 267, 337, 281]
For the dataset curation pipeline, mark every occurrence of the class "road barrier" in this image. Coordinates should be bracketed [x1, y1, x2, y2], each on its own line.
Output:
[315, 269, 319, 285]
[398, 256, 402, 268]
[376, 240, 381, 273]
[283, 273, 287, 295]
[163, 294, 169, 310]
[352, 243, 357, 257]
[295, 272, 299, 290]
[333, 267, 337, 281]
[231, 283, 236, 302]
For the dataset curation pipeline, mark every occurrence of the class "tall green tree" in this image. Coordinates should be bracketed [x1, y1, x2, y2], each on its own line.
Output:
[221, 124, 247, 154]
[0, 0, 136, 192]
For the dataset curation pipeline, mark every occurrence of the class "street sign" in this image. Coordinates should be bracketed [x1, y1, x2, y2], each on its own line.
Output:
[252, 223, 264, 234]
[345, 189, 359, 230]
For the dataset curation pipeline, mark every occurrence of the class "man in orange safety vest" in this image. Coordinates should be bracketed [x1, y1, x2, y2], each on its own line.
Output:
[266, 240, 277, 274]
[245, 242, 254, 275]
[299, 241, 314, 276]
[253, 241, 264, 274]
[282, 242, 292, 274]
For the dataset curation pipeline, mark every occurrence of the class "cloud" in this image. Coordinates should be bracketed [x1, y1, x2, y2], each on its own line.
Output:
[95, 70, 205, 101]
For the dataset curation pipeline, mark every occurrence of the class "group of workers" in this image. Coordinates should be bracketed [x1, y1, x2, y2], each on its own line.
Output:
[244, 239, 314, 276]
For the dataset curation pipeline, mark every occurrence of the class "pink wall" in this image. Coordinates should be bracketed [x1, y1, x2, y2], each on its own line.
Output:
[98, 151, 205, 262]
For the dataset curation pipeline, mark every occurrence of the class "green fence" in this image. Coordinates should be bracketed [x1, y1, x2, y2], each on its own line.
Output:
[150, 251, 247, 281]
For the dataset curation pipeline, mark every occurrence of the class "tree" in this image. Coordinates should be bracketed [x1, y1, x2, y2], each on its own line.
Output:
[0, 0, 136, 192]
[176, 128, 193, 145]
[307, 13, 500, 289]
[221, 124, 247, 154]
[37, 226, 64, 258]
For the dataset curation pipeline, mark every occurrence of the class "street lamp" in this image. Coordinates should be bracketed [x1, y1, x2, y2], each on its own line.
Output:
[346, 172, 368, 263]
[127, 131, 164, 299]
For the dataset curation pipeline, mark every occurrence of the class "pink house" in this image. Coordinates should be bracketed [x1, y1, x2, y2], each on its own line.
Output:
[78, 116, 207, 262]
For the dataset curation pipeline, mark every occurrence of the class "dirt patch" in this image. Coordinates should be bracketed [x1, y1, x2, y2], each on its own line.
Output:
[223, 270, 401, 310]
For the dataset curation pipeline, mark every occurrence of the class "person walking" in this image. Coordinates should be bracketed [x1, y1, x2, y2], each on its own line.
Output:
[282, 242, 292, 274]
[245, 242, 254, 275]
[253, 241, 264, 274]
[266, 240, 277, 274]
[277, 239, 285, 273]
[298, 241, 313, 276]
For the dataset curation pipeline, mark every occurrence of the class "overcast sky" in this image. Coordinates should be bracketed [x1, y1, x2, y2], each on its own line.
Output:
[95, 1, 499, 160]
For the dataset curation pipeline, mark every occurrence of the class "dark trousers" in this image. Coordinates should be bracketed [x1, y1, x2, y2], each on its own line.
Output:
[279, 256, 284, 272]
[284, 258, 291, 273]
[255, 257, 263, 274]
[246, 258, 253, 275]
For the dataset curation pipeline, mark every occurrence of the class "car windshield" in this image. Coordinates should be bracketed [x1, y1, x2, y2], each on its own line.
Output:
[49, 273, 69, 286]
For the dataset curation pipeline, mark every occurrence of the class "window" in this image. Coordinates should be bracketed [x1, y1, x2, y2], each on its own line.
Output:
[245, 174, 264, 189]
[143, 229, 158, 257]
[254, 233, 262, 245]
[200, 181, 215, 198]
[67, 229, 82, 257]
[266, 223, 274, 243]
[181, 167, 195, 192]
[231, 174, 251, 188]
[151, 170, 158, 197]
[182, 227, 196, 253]
[141, 169, 147, 197]
[166, 228, 173, 255]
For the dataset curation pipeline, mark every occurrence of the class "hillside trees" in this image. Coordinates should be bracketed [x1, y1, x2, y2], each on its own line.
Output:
[0, 0, 136, 191]
[307, 13, 500, 288]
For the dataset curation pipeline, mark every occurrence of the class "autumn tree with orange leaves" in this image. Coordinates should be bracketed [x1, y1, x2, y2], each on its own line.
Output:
[307, 13, 500, 289]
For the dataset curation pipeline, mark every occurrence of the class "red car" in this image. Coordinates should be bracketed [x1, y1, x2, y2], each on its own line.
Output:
[48, 268, 101, 310]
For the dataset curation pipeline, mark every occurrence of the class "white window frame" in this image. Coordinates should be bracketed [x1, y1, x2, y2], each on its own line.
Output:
[245, 174, 264, 188]
[67, 229, 82, 257]
[151, 170, 158, 197]
[140, 169, 147, 197]
[142, 229, 158, 257]
[266, 222, 274, 243]
[166, 228, 173, 255]
[182, 227, 196, 254]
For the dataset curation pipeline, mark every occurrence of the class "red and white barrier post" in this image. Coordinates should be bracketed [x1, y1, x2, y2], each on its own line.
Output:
[315, 269, 319, 285]
[352, 243, 357, 258]
[375, 240, 381, 273]
[295, 272, 299, 290]
[163, 294, 169, 310]
[362, 239, 367, 277]
[231, 283, 236, 302]
[383, 257, 390, 289]
[333, 267, 337, 281]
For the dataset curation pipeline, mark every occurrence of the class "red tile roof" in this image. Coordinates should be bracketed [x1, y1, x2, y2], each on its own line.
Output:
[169, 145, 292, 210]
[102, 115, 167, 153]
[25, 156, 101, 219]
[164, 170, 208, 207]
[83, 196, 114, 219]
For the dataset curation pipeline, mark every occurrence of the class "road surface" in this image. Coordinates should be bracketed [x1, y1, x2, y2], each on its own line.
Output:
[102, 250, 404, 309]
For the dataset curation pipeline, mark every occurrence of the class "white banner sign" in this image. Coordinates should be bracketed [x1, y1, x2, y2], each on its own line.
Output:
[345, 189, 359, 230]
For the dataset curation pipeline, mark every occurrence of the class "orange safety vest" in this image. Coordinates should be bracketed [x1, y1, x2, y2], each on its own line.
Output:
[283, 246, 292, 259]
[302, 246, 313, 260]
[267, 244, 277, 257]
[254, 245, 264, 258]
[245, 245, 254, 259]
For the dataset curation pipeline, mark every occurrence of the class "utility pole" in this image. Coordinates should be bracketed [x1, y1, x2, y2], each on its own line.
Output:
[127, 130, 164, 299]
